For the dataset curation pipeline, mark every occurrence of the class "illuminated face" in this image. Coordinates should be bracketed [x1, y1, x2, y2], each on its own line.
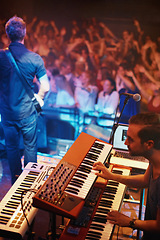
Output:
[81, 50, 88, 60]
[79, 72, 90, 86]
[103, 80, 114, 94]
[125, 124, 146, 156]
[63, 65, 71, 75]
[122, 31, 129, 41]
[117, 66, 125, 76]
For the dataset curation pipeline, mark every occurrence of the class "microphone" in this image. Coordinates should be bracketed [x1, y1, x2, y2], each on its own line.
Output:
[120, 93, 141, 102]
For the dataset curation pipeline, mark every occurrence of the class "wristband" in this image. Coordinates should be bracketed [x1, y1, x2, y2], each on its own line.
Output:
[129, 218, 136, 229]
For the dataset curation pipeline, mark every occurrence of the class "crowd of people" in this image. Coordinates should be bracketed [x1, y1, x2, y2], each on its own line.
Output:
[1, 16, 160, 240]
[1, 16, 160, 123]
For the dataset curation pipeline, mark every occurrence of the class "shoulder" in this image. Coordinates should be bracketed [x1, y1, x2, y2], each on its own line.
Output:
[111, 91, 119, 97]
[89, 85, 98, 92]
[26, 50, 43, 63]
[98, 91, 104, 97]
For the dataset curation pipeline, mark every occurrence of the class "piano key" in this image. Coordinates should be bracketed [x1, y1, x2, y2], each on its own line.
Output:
[92, 142, 104, 150]
[0, 162, 54, 239]
[89, 148, 101, 155]
[33, 133, 113, 220]
[64, 140, 112, 199]
[85, 153, 99, 161]
[65, 172, 97, 198]
[85, 167, 130, 240]
[59, 165, 131, 240]
[74, 172, 88, 180]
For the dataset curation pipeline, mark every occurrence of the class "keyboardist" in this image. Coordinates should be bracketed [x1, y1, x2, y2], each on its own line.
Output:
[93, 112, 160, 240]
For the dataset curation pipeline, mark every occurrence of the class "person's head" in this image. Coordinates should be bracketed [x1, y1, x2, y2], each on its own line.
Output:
[79, 71, 91, 87]
[102, 78, 116, 94]
[125, 112, 160, 156]
[60, 60, 72, 75]
[122, 30, 130, 41]
[129, 112, 160, 126]
[81, 49, 89, 60]
[40, 34, 48, 44]
[138, 126, 160, 151]
[55, 74, 73, 96]
[5, 16, 26, 42]
[145, 35, 152, 43]
[117, 63, 126, 76]
[52, 67, 60, 77]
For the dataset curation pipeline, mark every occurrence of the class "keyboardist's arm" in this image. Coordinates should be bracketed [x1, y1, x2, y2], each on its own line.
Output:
[93, 162, 151, 189]
[107, 208, 160, 233]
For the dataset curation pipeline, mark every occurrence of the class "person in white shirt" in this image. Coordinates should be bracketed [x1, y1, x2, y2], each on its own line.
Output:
[74, 71, 98, 113]
[55, 74, 75, 107]
[96, 78, 119, 114]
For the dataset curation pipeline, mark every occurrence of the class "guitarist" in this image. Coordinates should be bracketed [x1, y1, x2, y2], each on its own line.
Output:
[0, 16, 50, 184]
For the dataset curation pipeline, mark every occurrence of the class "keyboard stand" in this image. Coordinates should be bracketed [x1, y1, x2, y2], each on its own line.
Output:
[137, 188, 145, 240]
[124, 188, 145, 240]
[50, 213, 57, 240]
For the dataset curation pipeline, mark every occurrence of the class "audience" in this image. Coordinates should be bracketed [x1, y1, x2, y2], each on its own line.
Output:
[130, 66, 160, 114]
[1, 16, 160, 124]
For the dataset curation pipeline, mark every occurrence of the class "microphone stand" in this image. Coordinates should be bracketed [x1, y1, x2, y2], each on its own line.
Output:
[107, 96, 130, 165]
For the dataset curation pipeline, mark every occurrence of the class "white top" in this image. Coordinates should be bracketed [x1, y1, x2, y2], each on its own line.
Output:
[74, 85, 98, 112]
[96, 90, 119, 114]
[56, 90, 75, 106]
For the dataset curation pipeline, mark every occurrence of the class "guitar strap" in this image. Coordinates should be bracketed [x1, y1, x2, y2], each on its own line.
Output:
[5, 49, 42, 113]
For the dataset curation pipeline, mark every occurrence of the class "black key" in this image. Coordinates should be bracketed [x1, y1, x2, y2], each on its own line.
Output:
[96, 207, 110, 214]
[92, 142, 104, 150]
[89, 148, 101, 155]
[85, 153, 99, 161]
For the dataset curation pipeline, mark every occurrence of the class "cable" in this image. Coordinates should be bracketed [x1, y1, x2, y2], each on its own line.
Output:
[117, 225, 120, 240]
[45, 166, 55, 179]
[20, 188, 38, 228]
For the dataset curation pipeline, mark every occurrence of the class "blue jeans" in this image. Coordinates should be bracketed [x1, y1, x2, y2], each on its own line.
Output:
[2, 112, 38, 184]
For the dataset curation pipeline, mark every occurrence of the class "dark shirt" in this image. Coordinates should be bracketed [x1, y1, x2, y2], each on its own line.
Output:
[0, 42, 46, 121]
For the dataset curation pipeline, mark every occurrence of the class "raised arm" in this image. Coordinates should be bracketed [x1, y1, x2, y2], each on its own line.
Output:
[117, 72, 135, 91]
[126, 69, 151, 101]
[99, 22, 117, 40]
[140, 65, 160, 86]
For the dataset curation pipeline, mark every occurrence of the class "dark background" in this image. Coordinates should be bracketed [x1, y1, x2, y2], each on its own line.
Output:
[1, 0, 160, 39]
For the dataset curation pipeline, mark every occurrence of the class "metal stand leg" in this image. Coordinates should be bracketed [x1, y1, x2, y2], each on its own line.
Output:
[50, 213, 57, 240]
[26, 218, 36, 240]
[137, 188, 145, 240]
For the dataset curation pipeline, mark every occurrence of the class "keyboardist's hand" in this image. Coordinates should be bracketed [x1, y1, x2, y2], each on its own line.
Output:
[107, 210, 133, 227]
[92, 162, 114, 180]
